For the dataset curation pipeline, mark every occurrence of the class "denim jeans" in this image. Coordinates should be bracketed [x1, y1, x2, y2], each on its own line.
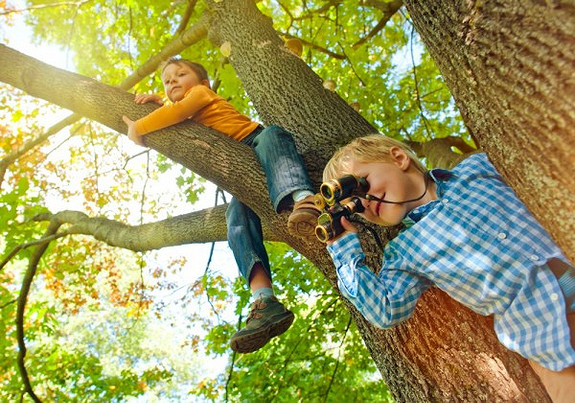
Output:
[225, 125, 314, 282]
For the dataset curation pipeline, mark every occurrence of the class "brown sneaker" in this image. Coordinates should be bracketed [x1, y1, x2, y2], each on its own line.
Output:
[230, 296, 294, 353]
[287, 195, 321, 238]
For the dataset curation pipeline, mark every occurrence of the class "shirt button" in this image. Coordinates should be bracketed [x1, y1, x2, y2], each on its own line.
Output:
[550, 293, 559, 302]
[529, 254, 540, 261]
[497, 232, 507, 240]
[443, 199, 449, 204]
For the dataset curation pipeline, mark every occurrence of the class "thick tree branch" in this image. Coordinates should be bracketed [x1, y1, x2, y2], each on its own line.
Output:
[0, 44, 270, 211]
[122, 11, 210, 90]
[404, 0, 575, 261]
[0, 207, 233, 275]
[175, 0, 198, 35]
[0, 12, 210, 189]
[21, 205, 280, 251]
[30, 206, 230, 251]
[407, 136, 477, 169]
[16, 219, 65, 403]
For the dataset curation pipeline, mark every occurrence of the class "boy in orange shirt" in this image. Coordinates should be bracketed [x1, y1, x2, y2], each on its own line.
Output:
[123, 58, 319, 353]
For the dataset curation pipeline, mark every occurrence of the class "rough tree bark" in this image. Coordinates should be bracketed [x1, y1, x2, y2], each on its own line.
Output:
[2, 0, 572, 400]
[404, 0, 575, 264]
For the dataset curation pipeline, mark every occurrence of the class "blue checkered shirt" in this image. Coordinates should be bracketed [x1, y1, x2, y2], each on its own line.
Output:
[327, 153, 575, 371]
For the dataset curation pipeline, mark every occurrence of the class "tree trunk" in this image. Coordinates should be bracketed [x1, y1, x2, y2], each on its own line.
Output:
[404, 0, 575, 264]
[206, 1, 552, 401]
[0, 0, 563, 400]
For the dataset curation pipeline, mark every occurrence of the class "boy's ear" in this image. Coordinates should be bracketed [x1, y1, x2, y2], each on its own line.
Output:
[389, 146, 411, 170]
[201, 79, 211, 88]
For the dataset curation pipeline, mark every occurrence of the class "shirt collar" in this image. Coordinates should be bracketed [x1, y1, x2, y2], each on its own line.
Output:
[402, 168, 454, 228]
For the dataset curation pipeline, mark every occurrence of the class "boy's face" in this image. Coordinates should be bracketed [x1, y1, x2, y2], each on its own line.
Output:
[347, 147, 433, 226]
[161, 63, 206, 102]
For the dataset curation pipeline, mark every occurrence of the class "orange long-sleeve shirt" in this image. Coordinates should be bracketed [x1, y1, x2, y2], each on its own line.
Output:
[134, 85, 259, 141]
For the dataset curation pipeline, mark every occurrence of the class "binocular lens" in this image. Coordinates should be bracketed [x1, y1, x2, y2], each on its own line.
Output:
[315, 224, 332, 243]
[314, 175, 369, 242]
[319, 182, 337, 204]
[319, 175, 368, 206]
[320, 175, 354, 204]
[313, 193, 327, 210]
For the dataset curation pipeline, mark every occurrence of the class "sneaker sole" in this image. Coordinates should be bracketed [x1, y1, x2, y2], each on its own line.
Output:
[230, 311, 294, 354]
[288, 210, 320, 238]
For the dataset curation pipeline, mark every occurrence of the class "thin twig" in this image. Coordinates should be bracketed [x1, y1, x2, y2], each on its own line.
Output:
[323, 316, 352, 402]
[0, 0, 90, 16]
[0, 232, 71, 272]
[225, 313, 242, 401]
[270, 296, 341, 401]
[0, 298, 17, 310]
[203, 187, 226, 320]
[337, 43, 366, 86]
[280, 33, 345, 60]
[353, 0, 403, 48]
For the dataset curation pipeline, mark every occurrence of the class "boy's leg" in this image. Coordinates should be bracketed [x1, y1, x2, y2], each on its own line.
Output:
[534, 260, 575, 401]
[225, 198, 294, 353]
[248, 262, 273, 291]
[251, 125, 320, 238]
[230, 262, 294, 353]
[528, 360, 575, 402]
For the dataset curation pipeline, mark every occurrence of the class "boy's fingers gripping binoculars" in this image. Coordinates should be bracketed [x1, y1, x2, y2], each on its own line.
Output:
[314, 175, 369, 243]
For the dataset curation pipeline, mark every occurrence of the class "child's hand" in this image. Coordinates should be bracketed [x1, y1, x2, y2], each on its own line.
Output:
[122, 115, 145, 147]
[340, 217, 358, 233]
[134, 94, 164, 105]
[326, 216, 358, 245]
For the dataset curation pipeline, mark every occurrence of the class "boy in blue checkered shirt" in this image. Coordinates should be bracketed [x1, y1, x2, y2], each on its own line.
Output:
[323, 134, 574, 401]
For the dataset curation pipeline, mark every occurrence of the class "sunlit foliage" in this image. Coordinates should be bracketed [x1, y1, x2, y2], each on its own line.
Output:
[0, 0, 467, 400]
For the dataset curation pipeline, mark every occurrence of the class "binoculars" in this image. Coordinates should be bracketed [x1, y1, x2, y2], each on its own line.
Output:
[314, 175, 369, 243]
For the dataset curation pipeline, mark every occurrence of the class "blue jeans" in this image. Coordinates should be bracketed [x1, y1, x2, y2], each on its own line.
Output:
[225, 125, 314, 282]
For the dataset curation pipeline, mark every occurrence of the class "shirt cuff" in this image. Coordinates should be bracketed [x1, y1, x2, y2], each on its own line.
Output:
[134, 119, 149, 136]
[327, 232, 363, 267]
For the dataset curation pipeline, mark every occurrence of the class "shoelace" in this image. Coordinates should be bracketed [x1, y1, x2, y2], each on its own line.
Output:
[246, 299, 266, 323]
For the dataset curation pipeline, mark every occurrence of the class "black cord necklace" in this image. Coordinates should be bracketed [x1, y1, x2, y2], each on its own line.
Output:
[363, 171, 430, 205]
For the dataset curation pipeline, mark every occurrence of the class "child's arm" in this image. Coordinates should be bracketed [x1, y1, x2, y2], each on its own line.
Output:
[121, 87, 215, 146]
[122, 115, 145, 146]
[327, 221, 431, 329]
[133, 86, 214, 135]
[122, 93, 164, 146]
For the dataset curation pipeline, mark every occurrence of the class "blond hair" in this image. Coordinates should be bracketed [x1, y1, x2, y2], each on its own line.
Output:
[323, 134, 426, 181]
